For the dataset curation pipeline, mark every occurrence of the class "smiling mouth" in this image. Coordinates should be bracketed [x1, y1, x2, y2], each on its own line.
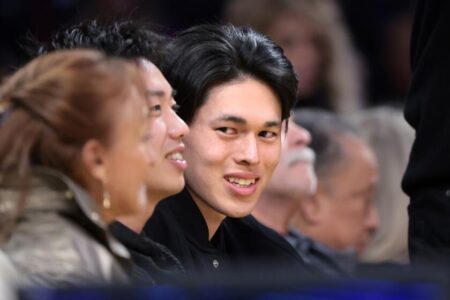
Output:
[167, 152, 184, 161]
[225, 176, 257, 187]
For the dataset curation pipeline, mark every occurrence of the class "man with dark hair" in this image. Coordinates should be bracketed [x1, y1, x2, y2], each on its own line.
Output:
[144, 24, 306, 274]
[37, 20, 168, 66]
[289, 108, 379, 276]
[40, 20, 186, 284]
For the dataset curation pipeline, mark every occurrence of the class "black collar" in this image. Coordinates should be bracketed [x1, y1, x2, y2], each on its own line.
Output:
[163, 188, 226, 253]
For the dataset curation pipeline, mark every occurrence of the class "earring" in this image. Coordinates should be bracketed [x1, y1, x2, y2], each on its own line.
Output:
[103, 188, 111, 209]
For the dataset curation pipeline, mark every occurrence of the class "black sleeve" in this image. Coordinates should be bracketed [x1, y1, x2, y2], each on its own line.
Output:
[403, 0, 450, 262]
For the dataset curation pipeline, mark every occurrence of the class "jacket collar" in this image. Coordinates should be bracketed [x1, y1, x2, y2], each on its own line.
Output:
[0, 167, 130, 260]
[164, 188, 226, 252]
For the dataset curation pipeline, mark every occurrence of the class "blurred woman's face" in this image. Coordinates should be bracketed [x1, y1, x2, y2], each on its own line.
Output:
[100, 84, 154, 219]
[267, 12, 324, 98]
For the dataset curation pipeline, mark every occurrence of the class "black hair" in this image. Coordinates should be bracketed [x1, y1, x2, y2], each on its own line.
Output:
[161, 24, 298, 124]
[35, 20, 169, 67]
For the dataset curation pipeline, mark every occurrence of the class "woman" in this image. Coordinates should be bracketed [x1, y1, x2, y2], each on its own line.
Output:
[225, 0, 364, 114]
[0, 49, 158, 287]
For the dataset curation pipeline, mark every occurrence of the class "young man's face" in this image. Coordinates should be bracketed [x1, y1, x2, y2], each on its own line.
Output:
[183, 77, 282, 222]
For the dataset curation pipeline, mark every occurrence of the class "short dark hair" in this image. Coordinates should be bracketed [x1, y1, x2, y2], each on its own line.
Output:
[36, 20, 169, 66]
[161, 24, 298, 124]
[293, 108, 358, 177]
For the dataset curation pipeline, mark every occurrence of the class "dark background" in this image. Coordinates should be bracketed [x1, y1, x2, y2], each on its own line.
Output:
[0, 0, 413, 106]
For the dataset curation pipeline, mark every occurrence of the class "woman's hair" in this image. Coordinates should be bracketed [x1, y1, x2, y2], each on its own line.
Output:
[0, 49, 145, 183]
[161, 24, 298, 124]
[351, 106, 413, 263]
[225, 0, 364, 114]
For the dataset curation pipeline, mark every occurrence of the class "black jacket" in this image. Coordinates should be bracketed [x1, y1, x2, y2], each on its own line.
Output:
[402, 0, 450, 262]
[143, 188, 307, 274]
[110, 222, 185, 285]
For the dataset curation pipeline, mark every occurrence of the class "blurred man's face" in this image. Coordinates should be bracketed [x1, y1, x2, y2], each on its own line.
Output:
[315, 135, 379, 255]
[264, 118, 317, 199]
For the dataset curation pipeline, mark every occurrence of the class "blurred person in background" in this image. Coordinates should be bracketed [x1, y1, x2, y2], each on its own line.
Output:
[253, 119, 316, 237]
[351, 107, 413, 264]
[224, 0, 365, 114]
[291, 109, 379, 274]
[339, 1, 412, 106]
[38, 20, 190, 284]
[253, 120, 338, 276]
[144, 24, 305, 274]
[0, 49, 152, 286]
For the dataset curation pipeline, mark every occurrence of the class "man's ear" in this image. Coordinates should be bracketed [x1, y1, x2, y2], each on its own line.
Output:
[81, 139, 107, 183]
[299, 193, 324, 225]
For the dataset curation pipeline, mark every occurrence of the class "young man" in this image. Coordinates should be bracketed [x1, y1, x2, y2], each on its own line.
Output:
[144, 24, 306, 274]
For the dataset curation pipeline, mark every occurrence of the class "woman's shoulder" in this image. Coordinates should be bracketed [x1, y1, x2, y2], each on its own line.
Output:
[3, 209, 125, 287]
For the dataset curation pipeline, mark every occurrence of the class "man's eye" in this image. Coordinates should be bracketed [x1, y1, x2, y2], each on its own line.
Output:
[216, 127, 237, 135]
[259, 131, 278, 139]
[150, 104, 162, 116]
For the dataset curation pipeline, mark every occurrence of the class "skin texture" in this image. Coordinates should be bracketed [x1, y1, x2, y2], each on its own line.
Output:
[87, 84, 154, 223]
[297, 134, 379, 254]
[183, 77, 282, 239]
[116, 60, 189, 232]
[139, 60, 189, 205]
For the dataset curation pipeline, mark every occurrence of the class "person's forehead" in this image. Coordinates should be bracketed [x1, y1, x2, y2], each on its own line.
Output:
[198, 78, 282, 119]
[139, 60, 173, 95]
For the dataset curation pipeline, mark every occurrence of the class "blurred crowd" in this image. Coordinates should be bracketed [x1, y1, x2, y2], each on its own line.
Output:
[1, 0, 442, 298]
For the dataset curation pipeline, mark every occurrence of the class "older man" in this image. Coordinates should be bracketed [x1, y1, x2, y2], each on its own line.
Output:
[292, 109, 379, 275]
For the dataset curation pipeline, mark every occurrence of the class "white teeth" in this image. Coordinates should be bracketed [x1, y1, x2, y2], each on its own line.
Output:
[226, 177, 256, 187]
[168, 152, 183, 161]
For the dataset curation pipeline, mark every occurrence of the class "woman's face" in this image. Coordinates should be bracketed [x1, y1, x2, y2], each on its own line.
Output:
[99, 83, 155, 220]
[138, 60, 189, 206]
[267, 12, 324, 98]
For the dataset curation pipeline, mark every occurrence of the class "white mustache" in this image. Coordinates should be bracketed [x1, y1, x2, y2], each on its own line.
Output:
[285, 147, 316, 166]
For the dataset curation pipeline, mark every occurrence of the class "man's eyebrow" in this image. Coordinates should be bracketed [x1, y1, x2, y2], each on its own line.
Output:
[212, 114, 247, 124]
[264, 120, 281, 128]
[146, 89, 177, 98]
[212, 114, 281, 127]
